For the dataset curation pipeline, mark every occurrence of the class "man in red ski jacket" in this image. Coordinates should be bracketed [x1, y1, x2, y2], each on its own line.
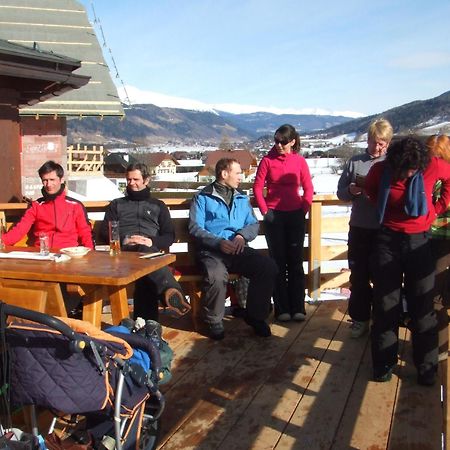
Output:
[3, 160, 93, 249]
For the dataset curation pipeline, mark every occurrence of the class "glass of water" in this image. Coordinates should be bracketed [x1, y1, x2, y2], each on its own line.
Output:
[39, 232, 50, 256]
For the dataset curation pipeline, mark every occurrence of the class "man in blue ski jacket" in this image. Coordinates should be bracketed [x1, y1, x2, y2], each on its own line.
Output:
[189, 157, 277, 340]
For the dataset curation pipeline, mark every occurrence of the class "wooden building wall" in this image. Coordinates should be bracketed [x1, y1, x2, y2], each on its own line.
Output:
[20, 117, 67, 199]
[0, 89, 23, 203]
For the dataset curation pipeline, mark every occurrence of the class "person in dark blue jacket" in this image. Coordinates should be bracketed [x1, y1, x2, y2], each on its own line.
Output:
[189, 158, 277, 340]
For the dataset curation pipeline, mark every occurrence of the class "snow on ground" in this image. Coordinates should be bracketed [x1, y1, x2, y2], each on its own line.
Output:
[325, 133, 358, 145]
[67, 176, 123, 201]
[153, 172, 199, 182]
[176, 159, 203, 166]
[420, 121, 450, 133]
[311, 173, 340, 195]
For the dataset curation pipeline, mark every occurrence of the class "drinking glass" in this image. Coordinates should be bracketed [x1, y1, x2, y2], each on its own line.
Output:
[39, 232, 50, 256]
[108, 220, 121, 256]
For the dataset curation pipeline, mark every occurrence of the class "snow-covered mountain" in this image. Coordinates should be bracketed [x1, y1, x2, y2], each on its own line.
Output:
[67, 90, 450, 146]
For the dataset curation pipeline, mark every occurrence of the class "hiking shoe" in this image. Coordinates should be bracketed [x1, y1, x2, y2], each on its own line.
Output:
[276, 313, 291, 322]
[417, 367, 437, 386]
[350, 320, 369, 338]
[245, 316, 271, 337]
[162, 288, 191, 317]
[293, 312, 306, 321]
[373, 365, 394, 382]
[208, 321, 225, 341]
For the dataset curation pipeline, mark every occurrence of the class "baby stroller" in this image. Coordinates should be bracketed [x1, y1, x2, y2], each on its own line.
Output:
[0, 301, 165, 450]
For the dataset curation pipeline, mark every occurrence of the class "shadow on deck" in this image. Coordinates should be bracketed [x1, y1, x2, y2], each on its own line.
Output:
[152, 300, 443, 450]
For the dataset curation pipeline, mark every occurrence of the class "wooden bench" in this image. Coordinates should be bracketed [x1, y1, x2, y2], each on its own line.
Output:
[168, 214, 270, 322]
[1, 196, 351, 320]
[89, 210, 269, 323]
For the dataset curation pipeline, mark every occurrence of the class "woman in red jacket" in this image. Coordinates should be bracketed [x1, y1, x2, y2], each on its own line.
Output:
[365, 137, 450, 386]
[253, 124, 314, 322]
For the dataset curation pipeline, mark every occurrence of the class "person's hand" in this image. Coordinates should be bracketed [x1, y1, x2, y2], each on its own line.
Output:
[219, 236, 245, 255]
[348, 183, 363, 196]
[263, 209, 275, 223]
[124, 235, 153, 247]
[220, 239, 236, 254]
[231, 235, 245, 254]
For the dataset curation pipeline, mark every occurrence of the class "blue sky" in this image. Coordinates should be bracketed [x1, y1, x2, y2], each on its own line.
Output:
[79, 0, 450, 117]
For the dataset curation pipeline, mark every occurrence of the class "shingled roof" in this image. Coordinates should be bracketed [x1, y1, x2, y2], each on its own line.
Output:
[145, 152, 179, 167]
[0, 0, 124, 117]
[204, 150, 258, 171]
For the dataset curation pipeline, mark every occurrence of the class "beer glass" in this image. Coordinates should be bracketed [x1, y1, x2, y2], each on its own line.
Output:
[108, 220, 121, 256]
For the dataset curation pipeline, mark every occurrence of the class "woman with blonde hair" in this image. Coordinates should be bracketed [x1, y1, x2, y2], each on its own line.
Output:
[427, 134, 450, 361]
[337, 118, 393, 338]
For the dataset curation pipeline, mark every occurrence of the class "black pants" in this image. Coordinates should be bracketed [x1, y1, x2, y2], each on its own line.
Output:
[347, 226, 378, 322]
[197, 247, 277, 325]
[123, 244, 183, 321]
[264, 208, 306, 316]
[371, 227, 438, 373]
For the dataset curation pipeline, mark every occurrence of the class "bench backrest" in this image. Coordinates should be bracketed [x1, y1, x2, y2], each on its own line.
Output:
[1, 196, 351, 297]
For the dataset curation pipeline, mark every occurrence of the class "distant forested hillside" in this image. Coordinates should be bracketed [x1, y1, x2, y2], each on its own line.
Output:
[67, 104, 352, 145]
[323, 90, 450, 137]
[67, 90, 450, 145]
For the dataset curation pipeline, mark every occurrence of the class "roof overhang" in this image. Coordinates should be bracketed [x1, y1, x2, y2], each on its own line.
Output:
[0, 39, 90, 107]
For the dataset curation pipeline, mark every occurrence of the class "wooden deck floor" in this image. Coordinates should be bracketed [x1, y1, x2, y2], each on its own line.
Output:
[154, 300, 445, 450]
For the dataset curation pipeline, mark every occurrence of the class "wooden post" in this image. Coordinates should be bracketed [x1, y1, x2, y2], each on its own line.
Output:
[308, 200, 322, 301]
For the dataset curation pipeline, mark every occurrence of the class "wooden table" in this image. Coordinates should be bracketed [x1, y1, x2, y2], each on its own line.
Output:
[0, 247, 176, 328]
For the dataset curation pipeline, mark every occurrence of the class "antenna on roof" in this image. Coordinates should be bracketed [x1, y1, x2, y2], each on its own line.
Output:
[89, 1, 132, 108]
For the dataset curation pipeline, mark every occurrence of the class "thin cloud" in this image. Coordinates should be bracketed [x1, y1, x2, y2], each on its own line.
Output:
[390, 52, 450, 69]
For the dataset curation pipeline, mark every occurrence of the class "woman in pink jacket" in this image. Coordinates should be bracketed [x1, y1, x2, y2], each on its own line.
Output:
[254, 124, 314, 321]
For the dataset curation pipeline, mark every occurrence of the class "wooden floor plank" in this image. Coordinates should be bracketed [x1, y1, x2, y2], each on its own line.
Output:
[274, 303, 369, 449]
[154, 300, 445, 450]
[161, 314, 244, 390]
[388, 329, 443, 450]
[216, 301, 349, 450]
[443, 359, 449, 450]
[160, 304, 321, 450]
[331, 330, 402, 450]
[158, 317, 264, 447]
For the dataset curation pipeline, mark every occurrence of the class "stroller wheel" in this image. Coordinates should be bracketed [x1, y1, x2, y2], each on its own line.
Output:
[140, 400, 161, 450]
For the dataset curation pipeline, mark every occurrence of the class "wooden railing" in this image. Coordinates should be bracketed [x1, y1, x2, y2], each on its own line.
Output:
[67, 144, 104, 175]
[0, 193, 351, 300]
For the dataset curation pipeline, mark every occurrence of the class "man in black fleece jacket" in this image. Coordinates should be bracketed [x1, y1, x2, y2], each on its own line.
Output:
[102, 162, 190, 321]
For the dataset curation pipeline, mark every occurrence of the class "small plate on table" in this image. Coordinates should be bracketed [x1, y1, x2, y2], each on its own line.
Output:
[60, 246, 91, 258]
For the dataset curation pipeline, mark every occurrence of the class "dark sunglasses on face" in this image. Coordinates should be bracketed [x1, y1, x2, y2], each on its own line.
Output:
[274, 138, 291, 146]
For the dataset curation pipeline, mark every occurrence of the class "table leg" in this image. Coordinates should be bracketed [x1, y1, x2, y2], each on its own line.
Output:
[108, 286, 131, 325]
[81, 285, 107, 329]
